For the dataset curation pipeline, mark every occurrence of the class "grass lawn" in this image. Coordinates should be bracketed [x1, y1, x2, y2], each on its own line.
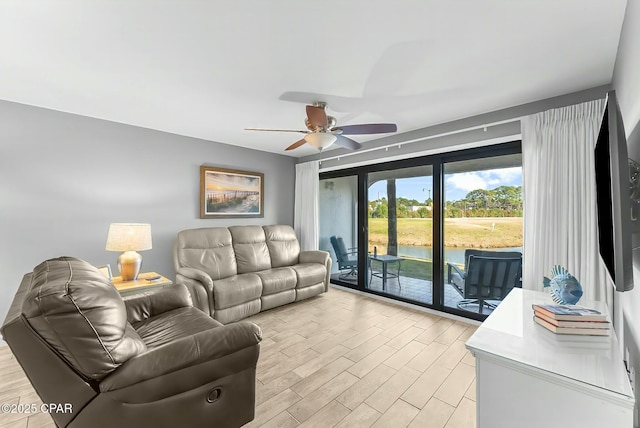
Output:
[398, 258, 432, 281]
[368, 217, 523, 248]
[374, 258, 453, 282]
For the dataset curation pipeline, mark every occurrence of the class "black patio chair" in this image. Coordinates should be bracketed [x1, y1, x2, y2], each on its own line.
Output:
[448, 249, 522, 313]
[330, 236, 358, 280]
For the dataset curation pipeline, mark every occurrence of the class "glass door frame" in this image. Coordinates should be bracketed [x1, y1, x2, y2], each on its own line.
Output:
[320, 140, 522, 321]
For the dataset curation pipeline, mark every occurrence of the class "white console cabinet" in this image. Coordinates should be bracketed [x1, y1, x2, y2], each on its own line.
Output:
[466, 288, 634, 428]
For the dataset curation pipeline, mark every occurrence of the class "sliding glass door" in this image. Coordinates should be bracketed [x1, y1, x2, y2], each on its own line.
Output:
[442, 154, 523, 315]
[319, 141, 522, 321]
[319, 175, 360, 286]
[367, 166, 434, 304]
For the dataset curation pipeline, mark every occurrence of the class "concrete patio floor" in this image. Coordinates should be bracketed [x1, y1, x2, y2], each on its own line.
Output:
[330, 272, 496, 316]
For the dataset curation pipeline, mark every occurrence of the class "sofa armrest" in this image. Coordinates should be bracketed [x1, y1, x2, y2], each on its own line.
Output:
[123, 284, 193, 324]
[176, 267, 213, 288]
[299, 250, 330, 265]
[99, 321, 262, 392]
[300, 250, 332, 292]
[176, 267, 214, 315]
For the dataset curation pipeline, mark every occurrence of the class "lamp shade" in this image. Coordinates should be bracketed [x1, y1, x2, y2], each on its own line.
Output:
[105, 223, 152, 252]
[305, 133, 337, 150]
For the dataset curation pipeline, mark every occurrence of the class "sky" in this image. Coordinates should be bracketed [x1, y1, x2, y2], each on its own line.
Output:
[368, 166, 522, 203]
[205, 171, 261, 192]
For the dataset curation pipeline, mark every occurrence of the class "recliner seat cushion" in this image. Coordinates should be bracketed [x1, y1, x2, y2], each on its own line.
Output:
[134, 307, 222, 349]
[256, 267, 297, 295]
[21, 257, 146, 381]
[212, 274, 262, 309]
[291, 263, 327, 288]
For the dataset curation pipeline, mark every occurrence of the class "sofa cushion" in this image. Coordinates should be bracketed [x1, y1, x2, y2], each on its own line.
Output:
[229, 226, 271, 274]
[212, 273, 262, 309]
[263, 225, 300, 268]
[133, 307, 222, 349]
[290, 263, 327, 288]
[296, 283, 325, 301]
[215, 301, 262, 324]
[256, 267, 297, 295]
[21, 257, 147, 381]
[261, 291, 296, 311]
[176, 227, 238, 280]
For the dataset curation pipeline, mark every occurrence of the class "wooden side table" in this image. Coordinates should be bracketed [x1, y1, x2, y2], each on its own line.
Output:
[111, 272, 173, 296]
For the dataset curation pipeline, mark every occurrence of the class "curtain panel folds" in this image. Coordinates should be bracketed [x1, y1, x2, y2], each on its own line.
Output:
[294, 161, 319, 250]
[521, 98, 613, 306]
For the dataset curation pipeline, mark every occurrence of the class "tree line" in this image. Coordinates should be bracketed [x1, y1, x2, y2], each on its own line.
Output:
[369, 185, 522, 218]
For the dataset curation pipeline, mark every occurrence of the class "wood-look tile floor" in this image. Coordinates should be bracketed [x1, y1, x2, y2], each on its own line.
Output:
[0, 286, 477, 428]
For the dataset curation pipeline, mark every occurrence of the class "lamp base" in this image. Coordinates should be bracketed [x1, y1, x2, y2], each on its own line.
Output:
[118, 251, 142, 281]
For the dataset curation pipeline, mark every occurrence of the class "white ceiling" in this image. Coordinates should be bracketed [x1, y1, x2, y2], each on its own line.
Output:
[0, 1, 628, 157]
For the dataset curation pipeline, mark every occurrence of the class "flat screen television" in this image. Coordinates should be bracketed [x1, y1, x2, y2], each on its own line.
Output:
[594, 90, 634, 292]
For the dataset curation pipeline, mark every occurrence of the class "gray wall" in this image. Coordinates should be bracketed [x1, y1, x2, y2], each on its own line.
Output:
[0, 100, 296, 328]
[613, 0, 640, 413]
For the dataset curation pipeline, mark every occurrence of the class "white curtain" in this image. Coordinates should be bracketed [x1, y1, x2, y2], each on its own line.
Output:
[521, 98, 613, 306]
[294, 161, 320, 250]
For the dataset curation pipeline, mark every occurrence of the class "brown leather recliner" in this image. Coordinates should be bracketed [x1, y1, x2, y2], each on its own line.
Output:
[1, 257, 262, 428]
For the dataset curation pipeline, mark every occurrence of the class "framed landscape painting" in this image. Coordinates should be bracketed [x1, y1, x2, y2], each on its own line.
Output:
[200, 166, 264, 218]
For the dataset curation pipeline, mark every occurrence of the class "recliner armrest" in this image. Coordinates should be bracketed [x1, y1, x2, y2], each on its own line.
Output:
[300, 250, 332, 292]
[123, 284, 193, 324]
[177, 267, 213, 288]
[299, 250, 330, 265]
[99, 321, 262, 392]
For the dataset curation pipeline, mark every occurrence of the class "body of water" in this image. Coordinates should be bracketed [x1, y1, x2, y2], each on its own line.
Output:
[397, 244, 523, 265]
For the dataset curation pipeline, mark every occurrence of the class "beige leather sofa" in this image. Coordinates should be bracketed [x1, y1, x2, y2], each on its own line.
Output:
[2, 257, 261, 428]
[173, 225, 331, 324]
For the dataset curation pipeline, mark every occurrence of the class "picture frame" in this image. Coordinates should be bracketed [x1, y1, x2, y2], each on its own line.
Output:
[200, 166, 264, 218]
[97, 264, 113, 280]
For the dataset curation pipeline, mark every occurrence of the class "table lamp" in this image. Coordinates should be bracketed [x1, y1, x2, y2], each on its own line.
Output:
[105, 223, 152, 281]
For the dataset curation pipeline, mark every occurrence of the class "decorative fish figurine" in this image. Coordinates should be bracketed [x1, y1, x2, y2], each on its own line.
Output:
[543, 265, 583, 305]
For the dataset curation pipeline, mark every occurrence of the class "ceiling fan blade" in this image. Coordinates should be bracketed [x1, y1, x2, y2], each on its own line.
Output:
[306, 105, 328, 129]
[245, 128, 307, 133]
[332, 123, 397, 135]
[334, 135, 362, 151]
[285, 138, 308, 151]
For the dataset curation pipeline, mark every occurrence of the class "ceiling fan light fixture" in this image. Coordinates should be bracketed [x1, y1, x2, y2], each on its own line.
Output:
[305, 133, 336, 151]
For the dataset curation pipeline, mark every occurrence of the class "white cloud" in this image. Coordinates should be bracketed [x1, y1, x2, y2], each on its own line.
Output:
[481, 167, 522, 184]
[446, 167, 522, 194]
[446, 172, 488, 192]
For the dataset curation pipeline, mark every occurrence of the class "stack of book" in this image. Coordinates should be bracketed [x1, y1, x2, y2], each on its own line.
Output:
[532, 304, 610, 336]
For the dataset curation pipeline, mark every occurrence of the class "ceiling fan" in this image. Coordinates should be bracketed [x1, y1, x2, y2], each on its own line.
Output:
[245, 102, 397, 151]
